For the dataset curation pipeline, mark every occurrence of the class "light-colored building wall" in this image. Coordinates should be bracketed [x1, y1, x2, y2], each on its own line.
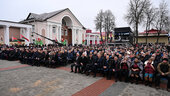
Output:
[48, 10, 81, 27]
[138, 36, 169, 44]
[30, 22, 47, 43]
[0, 27, 4, 44]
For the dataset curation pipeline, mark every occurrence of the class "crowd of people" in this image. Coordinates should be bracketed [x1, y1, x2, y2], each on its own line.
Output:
[0, 44, 169, 91]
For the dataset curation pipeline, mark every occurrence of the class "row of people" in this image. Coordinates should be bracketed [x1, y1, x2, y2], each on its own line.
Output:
[0, 44, 169, 91]
[0, 47, 74, 68]
[69, 45, 169, 91]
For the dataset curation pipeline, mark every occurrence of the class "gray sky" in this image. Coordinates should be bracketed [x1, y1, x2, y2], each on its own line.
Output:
[0, 0, 169, 32]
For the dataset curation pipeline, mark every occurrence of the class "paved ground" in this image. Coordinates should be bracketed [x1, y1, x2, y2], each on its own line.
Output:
[0, 60, 21, 68]
[0, 60, 101, 96]
[100, 82, 170, 96]
[0, 60, 170, 96]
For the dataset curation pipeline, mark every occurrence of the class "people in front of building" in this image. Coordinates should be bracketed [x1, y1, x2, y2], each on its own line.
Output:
[144, 58, 155, 86]
[0, 43, 170, 91]
[120, 57, 130, 82]
[155, 58, 170, 91]
[130, 57, 143, 84]
[113, 56, 121, 82]
[71, 53, 81, 73]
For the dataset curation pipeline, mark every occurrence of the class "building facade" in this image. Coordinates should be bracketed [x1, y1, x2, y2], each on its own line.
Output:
[21, 8, 86, 46]
[138, 29, 169, 45]
[0, 20, 32, 45]
[85, 29, 100, 45]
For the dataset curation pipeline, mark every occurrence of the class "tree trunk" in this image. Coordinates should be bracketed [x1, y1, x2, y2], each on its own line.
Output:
[136, 23, 139, 44]
[100, 27, 103, 42]
[105, 31, 107, 43]
[156, 32, 160, 44]
[146, 33, 148, 44]
[145, 24, 148, 44]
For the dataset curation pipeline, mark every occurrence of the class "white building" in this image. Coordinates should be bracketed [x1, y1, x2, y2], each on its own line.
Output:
[0, 20, 32, 45]
[21, 8, 86, 46]
[85, 29, 100, 45]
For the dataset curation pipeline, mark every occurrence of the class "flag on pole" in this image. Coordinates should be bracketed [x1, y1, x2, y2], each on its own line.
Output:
[35, 38, 43, 46]
[82, 39, 86, 44]
[12, 36, 18, 41]
[12, 36, 21, 44]
[20, 34, 29, 41]
[62, 40, 66, 45]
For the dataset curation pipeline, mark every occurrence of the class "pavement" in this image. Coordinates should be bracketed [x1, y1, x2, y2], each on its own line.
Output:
[100, 82, 170, 96]
[0, 60, 170, 96]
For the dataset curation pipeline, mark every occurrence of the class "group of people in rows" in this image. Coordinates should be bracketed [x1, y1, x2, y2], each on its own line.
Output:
[0, 44, 169, 91]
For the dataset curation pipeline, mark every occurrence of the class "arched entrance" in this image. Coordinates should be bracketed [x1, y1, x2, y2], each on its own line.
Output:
[61, 16, 72, 45]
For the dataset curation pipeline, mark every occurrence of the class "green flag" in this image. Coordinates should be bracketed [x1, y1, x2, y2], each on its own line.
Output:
[61, 40, 66, 45]
[35, 40, 43, 46]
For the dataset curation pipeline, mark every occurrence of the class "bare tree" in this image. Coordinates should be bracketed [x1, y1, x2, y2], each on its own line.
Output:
[143, 5, 157, 43]
[95, 10, 104, 42]
[103, 10, 116, 43]
[153, 0, 169, 43]
[164, 16, 170, 36]
[125, 0, 150, 44]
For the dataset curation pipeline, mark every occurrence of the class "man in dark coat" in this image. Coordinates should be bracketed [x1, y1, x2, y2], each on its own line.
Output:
[80, 52, 88, 74]
[71, 53, 81, 73]
[85, 53, 94, 76]
[155, 58, 170, 91]
[93, 53, 103, 77]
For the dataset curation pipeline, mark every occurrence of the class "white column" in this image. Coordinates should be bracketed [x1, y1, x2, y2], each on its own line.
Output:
[92, 35, 95, 45]
[56, 26, 59, 41]
[4, 25, 10, 45]
[79, 30, 82, 44]
[87, 34, 90, 45]
[50, 25, 53, 43]
[97, 36, 99, 44]
[46, 24, 50, 44]
[72, 28, 75, 46]
[25, 27, 30, 45]
[75, 29, 77, 44]
[77, 29, 81, 44]
[58, 25, 61, 42]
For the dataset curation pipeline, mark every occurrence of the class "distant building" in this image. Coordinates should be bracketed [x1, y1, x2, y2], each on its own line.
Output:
[114, 27, 134, 45]
[92, 31, 113, 43]
[138, 29, 169, 44]
[85, 29, 100, 45]
[21, 8, 86, 45]
[0, 8, 86, 46]
[0, 20, 32, 45]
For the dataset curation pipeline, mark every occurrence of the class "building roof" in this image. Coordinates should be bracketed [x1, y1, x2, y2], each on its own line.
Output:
[0, 20, 32, 28]
[140, 29, 168, 34]
[20, 8, 67, 23]
[0, 20, 31, 25]
[27, 9, 66, 21]
[20, 8, 85, 28]
[114, 27, 132, 33]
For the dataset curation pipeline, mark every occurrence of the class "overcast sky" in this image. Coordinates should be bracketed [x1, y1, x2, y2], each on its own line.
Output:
[0, 0, 169, 32]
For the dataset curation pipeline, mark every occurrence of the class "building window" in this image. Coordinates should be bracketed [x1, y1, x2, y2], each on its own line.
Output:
[53, 26, 56, 33]
[32, 25, 35, 32]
